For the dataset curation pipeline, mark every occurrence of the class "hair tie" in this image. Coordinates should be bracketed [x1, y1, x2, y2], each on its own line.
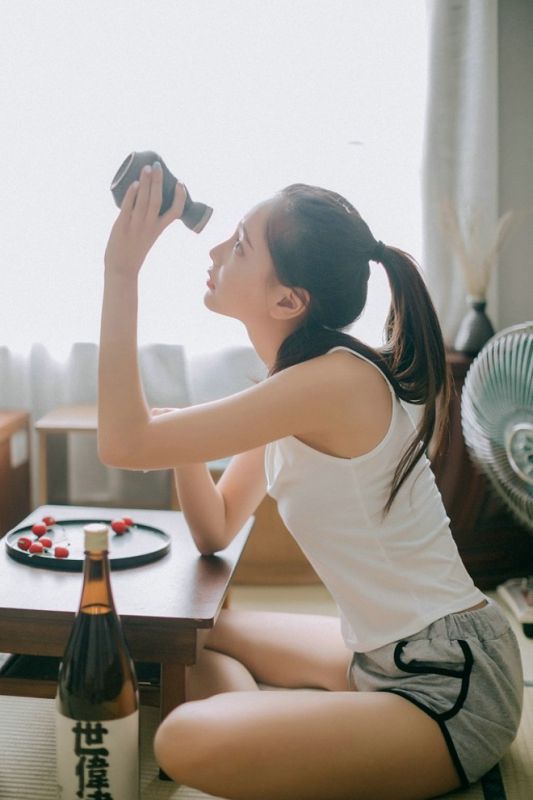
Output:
[371, 240, 386, 262]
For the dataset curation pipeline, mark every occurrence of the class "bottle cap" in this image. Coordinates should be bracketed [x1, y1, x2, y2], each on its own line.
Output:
[83, 523, 109, 551]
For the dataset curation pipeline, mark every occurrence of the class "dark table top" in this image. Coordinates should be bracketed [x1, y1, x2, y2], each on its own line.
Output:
[0, 505, 252, 629]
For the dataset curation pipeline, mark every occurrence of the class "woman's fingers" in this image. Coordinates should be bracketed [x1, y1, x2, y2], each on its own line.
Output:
[124, 164, 185, 232]
[130, 163, 166, 230]
[106, 165, 183, 277]
[131, 164, 153, 224]
[147, 162, 164, 218]
[119, 179, 139, 219]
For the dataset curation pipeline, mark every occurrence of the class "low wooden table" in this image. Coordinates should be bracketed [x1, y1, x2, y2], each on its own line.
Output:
[0, 504, 252, 723]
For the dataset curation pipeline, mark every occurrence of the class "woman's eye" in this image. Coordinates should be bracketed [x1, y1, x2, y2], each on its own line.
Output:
[233, 239, 244, 253]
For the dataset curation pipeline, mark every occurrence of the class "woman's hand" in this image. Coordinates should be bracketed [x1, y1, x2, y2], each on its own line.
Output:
[104, 163, 187, 279]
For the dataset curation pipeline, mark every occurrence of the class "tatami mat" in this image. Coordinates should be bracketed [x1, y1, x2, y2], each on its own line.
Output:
[0, 689, 531, 800]
[0, 696, 222, 800]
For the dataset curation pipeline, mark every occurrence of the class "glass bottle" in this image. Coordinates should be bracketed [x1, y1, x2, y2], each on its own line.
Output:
[56, 523, 139, 800]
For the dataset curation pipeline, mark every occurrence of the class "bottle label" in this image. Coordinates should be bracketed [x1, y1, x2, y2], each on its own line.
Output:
[56, 711, 139, 800]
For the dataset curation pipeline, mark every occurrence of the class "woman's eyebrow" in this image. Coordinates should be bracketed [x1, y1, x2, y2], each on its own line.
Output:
[239, 222, 254, 250]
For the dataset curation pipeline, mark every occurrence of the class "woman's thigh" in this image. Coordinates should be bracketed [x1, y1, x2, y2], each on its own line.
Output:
[154, 689, 461, 800]
[205, 609, 352, 691]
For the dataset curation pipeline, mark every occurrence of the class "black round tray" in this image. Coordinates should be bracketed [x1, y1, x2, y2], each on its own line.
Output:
[5, 518, 170, 572]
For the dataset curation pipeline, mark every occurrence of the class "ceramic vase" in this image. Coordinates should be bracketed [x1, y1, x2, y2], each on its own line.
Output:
[454, 296, 495, 357]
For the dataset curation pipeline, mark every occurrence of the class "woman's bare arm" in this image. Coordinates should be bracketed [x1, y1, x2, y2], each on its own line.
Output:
[148, 408, 266, 555]
[99, 351, 353, 469]
[173, 447, 266, 555]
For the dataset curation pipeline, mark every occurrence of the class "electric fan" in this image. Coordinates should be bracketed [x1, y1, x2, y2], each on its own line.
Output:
[461, 321, 533, 635]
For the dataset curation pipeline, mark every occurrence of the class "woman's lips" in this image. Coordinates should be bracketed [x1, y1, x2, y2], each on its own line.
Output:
[206, 270, 216, 289]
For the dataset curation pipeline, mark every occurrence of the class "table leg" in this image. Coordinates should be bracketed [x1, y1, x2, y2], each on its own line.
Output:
[159, 661, 186, 720]
[158, 661, 187, 781]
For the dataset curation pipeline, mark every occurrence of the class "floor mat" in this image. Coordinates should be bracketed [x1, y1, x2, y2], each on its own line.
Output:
[0, 689, 531, 799]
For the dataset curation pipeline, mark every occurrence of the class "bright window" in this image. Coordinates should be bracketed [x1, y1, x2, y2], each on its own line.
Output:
[0, 0, 427, 357]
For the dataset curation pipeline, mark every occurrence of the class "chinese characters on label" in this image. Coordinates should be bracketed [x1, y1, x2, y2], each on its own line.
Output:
[73, 721, 114, 800]
[57, 711, 139, 800]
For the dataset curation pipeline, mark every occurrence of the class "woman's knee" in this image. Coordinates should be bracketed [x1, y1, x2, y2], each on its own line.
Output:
[154, 699, 215, 783]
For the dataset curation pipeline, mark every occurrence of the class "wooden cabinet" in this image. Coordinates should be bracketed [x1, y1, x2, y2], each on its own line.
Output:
[0, 411, 31, 537]
[431, 352, 533, 589]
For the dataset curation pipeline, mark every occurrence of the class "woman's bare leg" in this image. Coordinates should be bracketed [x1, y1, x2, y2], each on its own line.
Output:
[154, 689, 461, 800]
[187, 609, 346, 701]
[203, 609, 352, 690]
[164, 611, 461, 798]
[187, 649, 259, 701]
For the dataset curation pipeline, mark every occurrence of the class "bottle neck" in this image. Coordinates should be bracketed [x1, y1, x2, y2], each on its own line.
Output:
[79, 550, 116, 614]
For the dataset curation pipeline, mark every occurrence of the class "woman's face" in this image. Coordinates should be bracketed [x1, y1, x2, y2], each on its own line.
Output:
[204, 199, 282, 325]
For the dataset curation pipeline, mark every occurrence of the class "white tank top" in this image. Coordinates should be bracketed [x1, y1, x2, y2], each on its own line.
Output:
[265, 346, 484, 652]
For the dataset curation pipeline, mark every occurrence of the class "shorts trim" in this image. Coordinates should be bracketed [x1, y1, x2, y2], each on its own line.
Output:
[392, 638, 474, 720]
[480, 763, 507, 799]
[384, 638, 475, 789]
[380, 688, 469, 789]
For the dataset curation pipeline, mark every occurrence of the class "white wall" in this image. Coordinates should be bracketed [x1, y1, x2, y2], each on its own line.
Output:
[497, 0, 533, 329]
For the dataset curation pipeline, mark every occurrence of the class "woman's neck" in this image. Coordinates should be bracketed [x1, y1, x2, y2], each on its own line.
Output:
[245, 319, 298, 372]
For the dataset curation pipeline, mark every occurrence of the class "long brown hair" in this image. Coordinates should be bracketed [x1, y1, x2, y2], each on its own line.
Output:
[265, 184, 450, 513]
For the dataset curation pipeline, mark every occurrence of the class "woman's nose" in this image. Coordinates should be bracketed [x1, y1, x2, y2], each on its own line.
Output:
[209, 240, 225, 265]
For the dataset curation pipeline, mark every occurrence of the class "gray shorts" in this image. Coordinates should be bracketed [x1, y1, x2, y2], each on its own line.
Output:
[348, 597, 524, 786]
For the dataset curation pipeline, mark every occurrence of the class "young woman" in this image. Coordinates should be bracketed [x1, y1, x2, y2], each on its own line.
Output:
[99, 163, 523, 800]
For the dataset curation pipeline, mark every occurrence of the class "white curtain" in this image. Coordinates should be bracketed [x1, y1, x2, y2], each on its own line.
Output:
[0, 343, 190, 509]
[422, 0, 499, 344]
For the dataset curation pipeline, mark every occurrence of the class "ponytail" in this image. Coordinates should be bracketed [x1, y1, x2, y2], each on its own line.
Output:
[377, 245, 450, 512]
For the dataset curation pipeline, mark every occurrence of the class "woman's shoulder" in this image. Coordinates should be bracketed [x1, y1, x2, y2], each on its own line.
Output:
[271, 349, 394, 458]
[272, 348, 392, 421]
[286, 347, 391, 397]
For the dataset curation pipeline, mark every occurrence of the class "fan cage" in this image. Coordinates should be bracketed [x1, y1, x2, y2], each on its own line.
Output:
[461, 322, 533, 531]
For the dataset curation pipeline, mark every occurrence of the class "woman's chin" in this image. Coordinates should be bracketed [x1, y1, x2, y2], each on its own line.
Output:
[203, 291, 228, 317]
[203, 289, 215, 309]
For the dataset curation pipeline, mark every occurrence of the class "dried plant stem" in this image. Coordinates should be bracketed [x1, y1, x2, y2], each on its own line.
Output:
[440, 201, 518, 299]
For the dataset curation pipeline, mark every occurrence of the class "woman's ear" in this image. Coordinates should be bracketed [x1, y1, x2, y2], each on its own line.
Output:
[270, 286, 310, 321]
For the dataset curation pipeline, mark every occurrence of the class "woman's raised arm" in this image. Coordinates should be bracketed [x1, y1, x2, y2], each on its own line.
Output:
[98, 161, 186, 470]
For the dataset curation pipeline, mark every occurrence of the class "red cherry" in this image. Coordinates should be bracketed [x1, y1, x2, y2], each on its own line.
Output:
[42, 515, 56, 527]
[111, 519, 127, 534]
[17, 537, 32, 551]
[32, 523, 47, 537]
[40, 537, 53, 548]
[29, 542, 44, 554]
[54, 546, 69, 558]
[122, 516, 134, 527]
